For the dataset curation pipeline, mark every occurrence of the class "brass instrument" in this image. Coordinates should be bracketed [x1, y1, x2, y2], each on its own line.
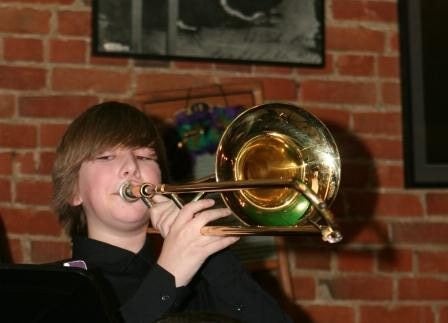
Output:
[120, 103, 342, 243]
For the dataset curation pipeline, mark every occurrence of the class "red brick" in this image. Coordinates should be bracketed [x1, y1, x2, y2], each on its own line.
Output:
[0, 123, 37, 147]
[260, 78, 297, 100]
[136, 73, 213, 94]
[340, 220, 389, 245]
[215, 63, 252, 73]
[390, 31, 400, 52]
[333, 1, 398, 22]
[307, 107, 351, 130]
[16, 180, 53, 206]
[426, 193, 448, 215]
[382, 81, 401, 105]
[1, 208, 61, 236]
[441, 306, 448, 323]
[324, 275, 393, 300]
[291, 276, 315, 300]
[300, 80, 377, 105]
[57, 10, 91, 36]
[31, 240, 71, 263]
[337, 54, 375, 76]
[0, 179, 11, 201]
[89, 55, 130, 66]
[298, 54, 335, 75]
[173, 60, 214, 70]
[4, 37, 43, 62]
[52, 68, 130, 93]
[375, 164, 404, 188]
[214, 77, 297, 101]
[8, 238, 23, 263]
[346, 191, 422, 217]
[0, 152, 13, 175]
[40, 123, 68, 147]
[19, 95, 98, 118]
[418, 251, 448, 273]
[49, 39, 87, 63]
[0, 7, 50, 34]
[0, 65, 46, 90]
[341, 162, 373, 189]
[39, 151, 56, 175]
[378, 248, 413, 272]
[345, 194, 367, 222]
[399, 277, 448, 300]
[360, 306, 434, 323]
[363, 137, 403, 160]
[253, 65, 294, 75]
[393, 223, 448, 244]
[15, 152, 36, 174]
[353, 112, 402, 135]
[337, 135, 373, 161]
[327, 26, 386, 52]
[0, 94, 15, 118]
[337, 249, 374, 272]
[305, 305, 355, 323]
[293, 248, 332, 270]
[379, 56, 400, 78]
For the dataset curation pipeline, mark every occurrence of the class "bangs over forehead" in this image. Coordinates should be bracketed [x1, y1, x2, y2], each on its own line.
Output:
[64, 102, 159, 160]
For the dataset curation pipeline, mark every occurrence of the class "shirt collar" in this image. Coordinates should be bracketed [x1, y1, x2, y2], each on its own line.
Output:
[71, 236, 155, 273]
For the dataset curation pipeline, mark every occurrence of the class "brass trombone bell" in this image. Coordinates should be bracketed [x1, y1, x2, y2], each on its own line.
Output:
[120, 103, 342, 243]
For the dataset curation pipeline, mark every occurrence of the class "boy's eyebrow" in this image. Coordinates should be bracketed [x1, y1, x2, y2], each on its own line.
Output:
[132, 147, 158, 156]
[134, 147, 156, 152]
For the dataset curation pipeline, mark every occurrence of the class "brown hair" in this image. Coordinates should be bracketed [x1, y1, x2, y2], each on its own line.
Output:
[52, 101, 168, 237]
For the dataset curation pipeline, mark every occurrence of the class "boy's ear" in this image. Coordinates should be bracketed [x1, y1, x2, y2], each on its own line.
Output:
[70, 190, 82, 206]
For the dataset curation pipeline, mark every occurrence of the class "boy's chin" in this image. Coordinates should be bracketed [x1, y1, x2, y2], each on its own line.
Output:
[116, 217, 150, 232]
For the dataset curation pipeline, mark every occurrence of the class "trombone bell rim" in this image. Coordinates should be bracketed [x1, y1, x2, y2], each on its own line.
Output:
[215, 102, 341, 228]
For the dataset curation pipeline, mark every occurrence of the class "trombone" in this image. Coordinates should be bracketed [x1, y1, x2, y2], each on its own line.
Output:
[120, 103, 343, 244]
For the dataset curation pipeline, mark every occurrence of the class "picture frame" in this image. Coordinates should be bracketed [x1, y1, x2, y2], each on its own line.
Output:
[399, 0, 448, 187]
[92, 0, 324, 66]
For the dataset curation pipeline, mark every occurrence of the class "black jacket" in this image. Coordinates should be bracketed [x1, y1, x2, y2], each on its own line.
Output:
[71, 236, 292, 323]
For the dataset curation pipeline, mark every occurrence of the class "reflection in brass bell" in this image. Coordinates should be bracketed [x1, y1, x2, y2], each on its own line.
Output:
[216, 103, 340, 231]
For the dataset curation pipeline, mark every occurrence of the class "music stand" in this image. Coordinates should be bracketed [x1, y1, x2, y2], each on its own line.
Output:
[0, 263, 120, 323]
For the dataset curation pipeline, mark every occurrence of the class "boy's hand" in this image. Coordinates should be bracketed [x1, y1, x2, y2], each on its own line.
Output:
[156, 199, 239, 287]
[148, 195, 179, 238]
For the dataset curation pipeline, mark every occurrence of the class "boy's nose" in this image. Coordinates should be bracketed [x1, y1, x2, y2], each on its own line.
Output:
[121, 155, 139, 177]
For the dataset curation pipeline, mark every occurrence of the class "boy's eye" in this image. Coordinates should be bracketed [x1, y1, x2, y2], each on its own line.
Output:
[136, 155, 156, 161]
[134, 148, 157, 161]
[96, 155, 114, 160]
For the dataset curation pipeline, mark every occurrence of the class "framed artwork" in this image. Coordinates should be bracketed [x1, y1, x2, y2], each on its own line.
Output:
[92, 0, 324, 66]
[399, 0, 448, 187]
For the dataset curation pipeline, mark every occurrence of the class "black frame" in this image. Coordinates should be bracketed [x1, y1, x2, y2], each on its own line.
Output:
[92, 0, 324, 67]
[399, 0, 448, 187]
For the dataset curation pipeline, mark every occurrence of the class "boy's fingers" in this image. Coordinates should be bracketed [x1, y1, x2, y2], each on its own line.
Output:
[194, 208, 232, 227]
[151, 194, 173, 204]
[173, 199, 216, 227]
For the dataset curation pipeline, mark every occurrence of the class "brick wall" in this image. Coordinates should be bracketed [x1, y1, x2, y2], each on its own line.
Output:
[1, 0, 448, 322]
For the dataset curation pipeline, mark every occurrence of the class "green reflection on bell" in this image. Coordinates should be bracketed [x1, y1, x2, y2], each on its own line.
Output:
[237, 193, 311, 226]
[230, 132, 308, 226]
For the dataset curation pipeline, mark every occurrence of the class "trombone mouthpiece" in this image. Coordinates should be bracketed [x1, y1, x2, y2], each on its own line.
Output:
[119, 182, 140, 202]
